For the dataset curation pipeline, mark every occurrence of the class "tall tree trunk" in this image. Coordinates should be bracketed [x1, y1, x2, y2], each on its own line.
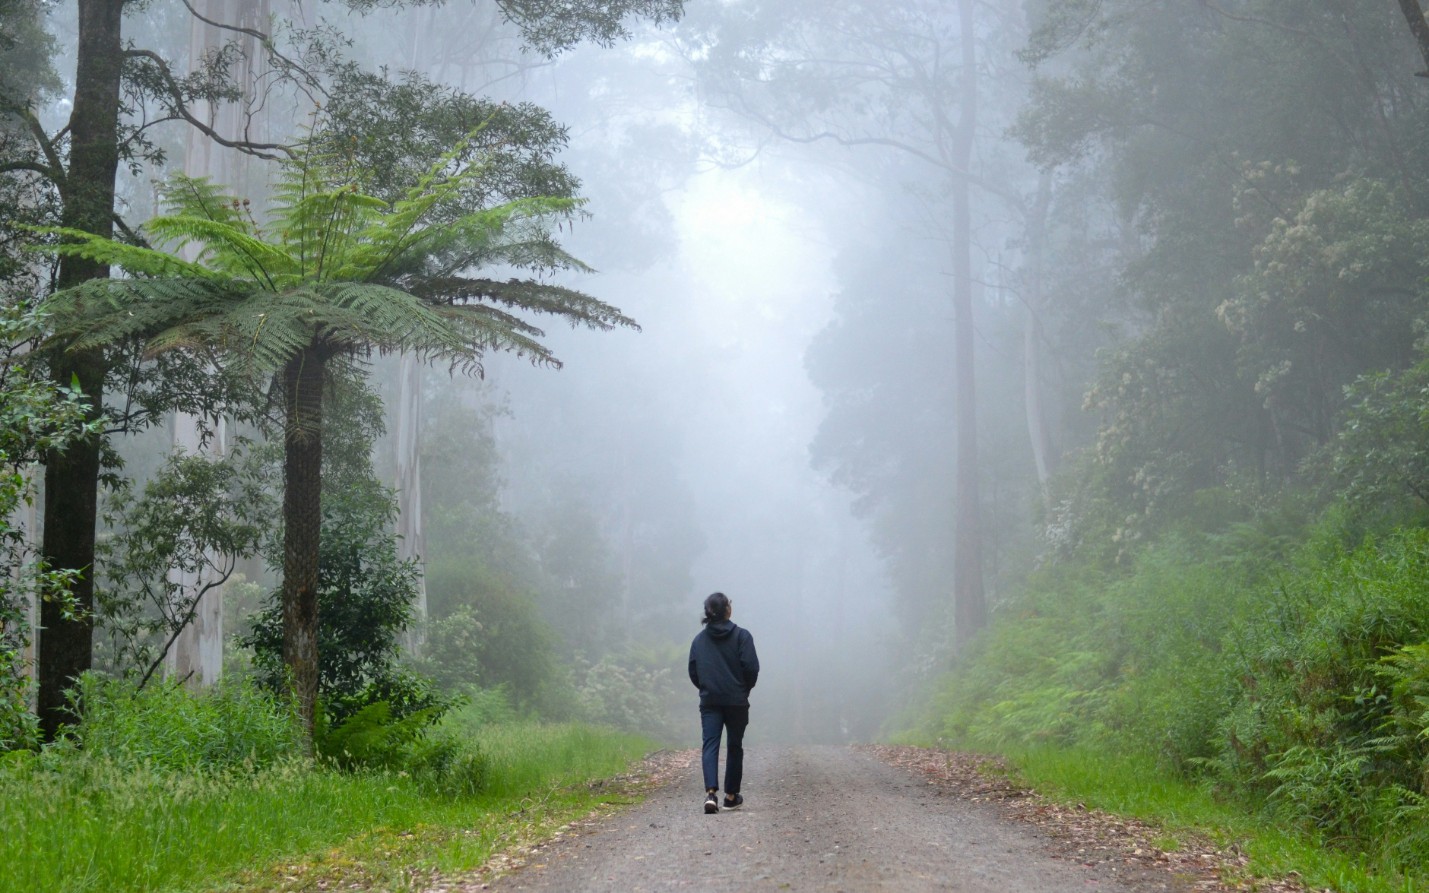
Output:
[951, 0, 985, 649]
[1397, 0, 1429, 74]
[37, 0, 124, 739]
[1023, 171, 1057, 508]
[165, 416, 227, 687]
[394, 352, 427, 653]
[281, 344, 325, 743]
[166, 0, 274, 685]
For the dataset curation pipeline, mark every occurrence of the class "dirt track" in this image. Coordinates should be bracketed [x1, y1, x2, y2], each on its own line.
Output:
[476, 745, 1199, 892]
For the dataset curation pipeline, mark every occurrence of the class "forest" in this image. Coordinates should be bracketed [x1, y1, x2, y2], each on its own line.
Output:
[7, 0, 1429, 890]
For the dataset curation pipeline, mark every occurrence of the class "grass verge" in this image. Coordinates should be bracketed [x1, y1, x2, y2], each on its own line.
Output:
[1005, 746, 1418, 893]
[1, 720, 651, 893]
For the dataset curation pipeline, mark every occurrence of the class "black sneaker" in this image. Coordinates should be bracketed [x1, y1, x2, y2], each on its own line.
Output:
[723, 793, 744, 810]
[704, 791, 719, 814]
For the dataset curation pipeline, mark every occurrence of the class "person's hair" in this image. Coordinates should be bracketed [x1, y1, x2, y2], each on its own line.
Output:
[702, 592, 731, 625]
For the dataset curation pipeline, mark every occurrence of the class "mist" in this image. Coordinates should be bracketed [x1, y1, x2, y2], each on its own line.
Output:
[20, 0, 1429, 884]
[25, 0, 1429, 762]
[27, 0, 1058, 745]
[334, 1, 927, 743]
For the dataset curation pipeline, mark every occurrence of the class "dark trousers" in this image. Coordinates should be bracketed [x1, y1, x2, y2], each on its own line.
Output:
[700, 704, 749, 794]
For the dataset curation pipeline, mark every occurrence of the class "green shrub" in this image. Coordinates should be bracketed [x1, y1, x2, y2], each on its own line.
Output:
[0, 716, 643, 893]
[413, 605, 487, 690]
[924, 532, 1256, 764]
[576, 645, 686, 742]
[313, 697, 489, 797]
[406, 733, 490, 797]
[457, 684, 520, 726]
[922, 509, 1429, 873]
[66, 674, 302, 772]
[242, 494, 442, 725]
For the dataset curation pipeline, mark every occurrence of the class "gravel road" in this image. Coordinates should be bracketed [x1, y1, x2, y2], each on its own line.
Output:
[483, 745, 1195, 892]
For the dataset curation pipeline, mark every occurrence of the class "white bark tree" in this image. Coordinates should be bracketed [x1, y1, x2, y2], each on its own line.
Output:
[166, 0, 275, 686]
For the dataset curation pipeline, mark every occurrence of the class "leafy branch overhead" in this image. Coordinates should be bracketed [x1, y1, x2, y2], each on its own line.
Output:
[37, 127, 636, 380]
[333, 0, 684, 56]
[34, 120, 634, 741]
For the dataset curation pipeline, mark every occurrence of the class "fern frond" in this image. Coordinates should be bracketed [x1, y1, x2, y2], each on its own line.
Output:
[310, 282, 467, 353]
[23, 226, 214, 278]
[167, 289, 325, 375]
[471, 232, 597, 275]
[157, 176, 249, 226]
[429, 298, 546, 337]
[439, 307, 558, 369]
[416, 276, 637, 331]
[373, 193, 579, 281]
[41, 277, 241, 352]
[313, 282, 557, 369]
[144, 216, 299, 287]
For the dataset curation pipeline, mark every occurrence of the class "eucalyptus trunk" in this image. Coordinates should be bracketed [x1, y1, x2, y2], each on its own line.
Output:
[37, 0, 124, 739]
[394, 352, 427, 653]
[1023, 171, 1057, 508]
[950, 0, 985, 649]
[281, 344, 325, 742]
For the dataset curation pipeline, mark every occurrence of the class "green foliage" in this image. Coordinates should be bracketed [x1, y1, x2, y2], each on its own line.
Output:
[575, 645, 686, 742]
[312, 698, 485, 796]
[38, 131, 632, 380]
[63, 673, 303, 772]
[243, 467, 439, 723]
[423, 552, 564, 710]
[0, 306, 100, 750]
[412, 605, 488, 691]
[1328, 354, 1429, 515]
[1209, 531, 1429, 856]
[314, 699, 432, 770]
[1004, 0, 1429, 551]
[923, 526, 1263, 763]
[996, 746, 1411, 893]
[920, 507, 1429, 875]
[328, 0, 684, 56]
[318, 69, 580, 208]
[437, 704, 650, 800]
[0, 712, 647, 893]
[94, 444, 273, 682]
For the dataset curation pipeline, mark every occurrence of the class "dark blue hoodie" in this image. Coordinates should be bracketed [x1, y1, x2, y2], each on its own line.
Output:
[688, 619, 760, 707]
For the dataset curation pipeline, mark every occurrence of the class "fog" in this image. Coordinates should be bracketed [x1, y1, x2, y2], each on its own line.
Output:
[341, 4, 919, 742]
[43, 0, 1347, 744]
[489, 154, 897, 740]
[22, 7, 1429, 877]
[474, 54, 903, 741]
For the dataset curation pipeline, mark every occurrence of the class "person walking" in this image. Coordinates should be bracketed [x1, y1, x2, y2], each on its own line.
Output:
[688, 591, 759, 814]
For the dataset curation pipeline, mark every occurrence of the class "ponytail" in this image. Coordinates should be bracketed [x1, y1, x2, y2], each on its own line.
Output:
[701, 592, 731, 625]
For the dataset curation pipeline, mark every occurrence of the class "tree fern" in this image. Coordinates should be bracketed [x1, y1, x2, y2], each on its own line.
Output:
[35, 125, 634, 745]
[39, 130, 625, 370]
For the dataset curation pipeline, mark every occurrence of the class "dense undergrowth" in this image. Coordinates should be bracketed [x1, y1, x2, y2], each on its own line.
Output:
[912, 506, 1429, 884]
[0, 677, 649, 893]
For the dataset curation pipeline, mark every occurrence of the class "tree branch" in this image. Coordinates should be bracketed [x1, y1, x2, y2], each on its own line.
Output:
[136, 564, 233, 691]
[177, 0, 329, 104]
[123, 48, 295, 160]
[178, 0, 271, 46]
[720, 88, 1025, 212]
[1397, 0, 1429, 76]
[0, 159, 60, 181]
[17, 106, 66, 187]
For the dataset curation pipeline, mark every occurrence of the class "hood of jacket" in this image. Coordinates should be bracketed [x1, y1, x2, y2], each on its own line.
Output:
[704, 619, 736, 640]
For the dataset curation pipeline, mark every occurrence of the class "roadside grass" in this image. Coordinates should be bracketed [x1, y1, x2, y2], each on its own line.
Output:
[1003, 746, 1418, 893]
[1, 717, 650, 893]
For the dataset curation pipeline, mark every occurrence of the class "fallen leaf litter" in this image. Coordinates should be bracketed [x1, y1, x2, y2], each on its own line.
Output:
[859, 745, 1321, 893]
